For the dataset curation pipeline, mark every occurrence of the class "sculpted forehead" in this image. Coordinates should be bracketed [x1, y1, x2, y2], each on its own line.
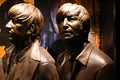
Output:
[60, 3, 80, 16]
[58, 3, 89, 17]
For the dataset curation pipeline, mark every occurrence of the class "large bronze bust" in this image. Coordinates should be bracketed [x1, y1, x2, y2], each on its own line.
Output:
[56, 3, 114, 80]
[1, 3, 59, 80]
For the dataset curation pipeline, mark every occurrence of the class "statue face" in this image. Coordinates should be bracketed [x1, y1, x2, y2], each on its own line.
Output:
[58, 14, 83, 41]
[5, 18, 29, 41]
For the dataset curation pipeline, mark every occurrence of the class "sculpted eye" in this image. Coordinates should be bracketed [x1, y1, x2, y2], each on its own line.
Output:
[12, 18, 21, 24]
[12, 18, 25, 24]
[68, 16, 78, 22]
[57, 16, 65, 24]
[17, 27, 24, 31]
[71, 16, 78, 20]
[12, 18, 17, 24]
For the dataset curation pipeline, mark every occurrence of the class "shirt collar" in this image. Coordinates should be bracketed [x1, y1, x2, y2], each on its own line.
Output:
[76, 43, 94, 66]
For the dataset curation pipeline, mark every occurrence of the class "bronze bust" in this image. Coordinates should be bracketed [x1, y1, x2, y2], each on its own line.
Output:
[56, 3, 114, 80]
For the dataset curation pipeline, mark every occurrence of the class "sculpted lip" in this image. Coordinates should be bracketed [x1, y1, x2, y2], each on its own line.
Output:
[7, 31, 12, 36]
[63, 33, 71, 36]
[63, 31, 73, 35]
[7, 31, 14, 38]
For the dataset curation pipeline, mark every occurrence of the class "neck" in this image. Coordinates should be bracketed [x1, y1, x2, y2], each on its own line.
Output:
[66, 38, 86, 49]
[13, 36, 33, 50]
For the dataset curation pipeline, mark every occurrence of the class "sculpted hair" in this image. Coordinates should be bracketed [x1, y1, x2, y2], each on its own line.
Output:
[8, 3, 44, 36]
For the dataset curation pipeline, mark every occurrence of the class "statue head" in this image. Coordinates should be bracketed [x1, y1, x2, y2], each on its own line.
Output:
[56, 3, 90, 43]
[5, 3, 44, 45]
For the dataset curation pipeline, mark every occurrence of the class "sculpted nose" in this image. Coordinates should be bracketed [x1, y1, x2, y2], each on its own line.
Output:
[5, 20, 13, 33]
[63, 18, 69, 29]
[63, 18, 68, 26]
[5, 20, 13, 29]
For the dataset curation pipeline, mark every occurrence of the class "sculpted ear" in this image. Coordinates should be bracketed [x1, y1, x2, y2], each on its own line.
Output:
[26, 24, 35, 35]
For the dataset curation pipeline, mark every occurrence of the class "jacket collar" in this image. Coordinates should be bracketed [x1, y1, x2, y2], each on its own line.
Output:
[76, 43, 94, 66]
[16, 39, 55, 63]
[5, 44, 15, 55]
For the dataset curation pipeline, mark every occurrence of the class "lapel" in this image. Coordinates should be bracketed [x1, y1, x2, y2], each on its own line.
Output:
[3, 44, 15, 73]
[70, 43, 94, 80]
[19, 39, 55, 80]
[16, 40, 40, 80]
[20, 57, 39, 80]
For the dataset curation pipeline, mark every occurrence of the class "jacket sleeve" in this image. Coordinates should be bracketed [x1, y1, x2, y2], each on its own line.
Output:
[33, 62, 59, 80]
[96, 62, 114, 80]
